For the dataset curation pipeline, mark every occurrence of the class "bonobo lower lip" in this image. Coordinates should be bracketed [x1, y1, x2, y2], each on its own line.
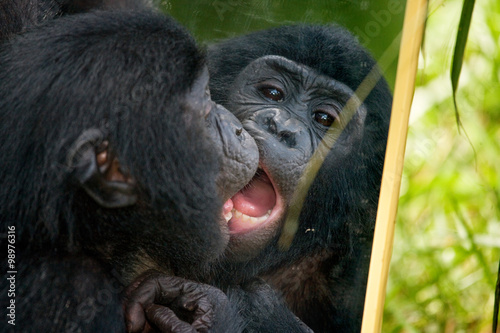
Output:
[223, 167, 283, 235]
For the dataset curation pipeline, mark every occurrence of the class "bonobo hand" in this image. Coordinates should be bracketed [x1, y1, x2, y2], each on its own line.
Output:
[124, 270, 229, 333]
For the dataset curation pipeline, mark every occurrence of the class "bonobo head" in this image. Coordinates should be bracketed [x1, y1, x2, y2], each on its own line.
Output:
[208, 25, 392, 266]
[221, 55, 367, 258]
[0, 10, 258, 282]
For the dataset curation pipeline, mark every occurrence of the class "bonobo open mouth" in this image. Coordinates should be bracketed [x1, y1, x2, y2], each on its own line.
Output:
[222, 168, 283, 234]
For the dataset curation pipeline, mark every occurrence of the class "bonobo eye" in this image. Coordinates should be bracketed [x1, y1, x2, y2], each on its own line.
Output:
[259, 86, 284, 102]
[313, 111, 336, 127]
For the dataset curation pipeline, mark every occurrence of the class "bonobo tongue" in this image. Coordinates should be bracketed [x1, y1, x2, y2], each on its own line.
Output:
[232, 172, 276, 217]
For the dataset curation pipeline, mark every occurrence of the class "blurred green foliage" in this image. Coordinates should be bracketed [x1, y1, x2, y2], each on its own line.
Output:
[385, 0, 500, 331]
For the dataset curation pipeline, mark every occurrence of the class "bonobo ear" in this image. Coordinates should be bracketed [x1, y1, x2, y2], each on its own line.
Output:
[67, 129, 137, 208]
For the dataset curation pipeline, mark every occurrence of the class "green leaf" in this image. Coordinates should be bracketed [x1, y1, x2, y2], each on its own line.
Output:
[450, 0, 476, 131]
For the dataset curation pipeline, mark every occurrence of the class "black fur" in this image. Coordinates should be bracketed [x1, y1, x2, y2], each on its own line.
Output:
[207, 25, 392, 332]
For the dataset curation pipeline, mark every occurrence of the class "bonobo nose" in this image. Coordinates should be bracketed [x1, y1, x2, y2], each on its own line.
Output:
[229, 122, 246, 143]
[255, 109, 301, 148]
[212, 103, 255, 148]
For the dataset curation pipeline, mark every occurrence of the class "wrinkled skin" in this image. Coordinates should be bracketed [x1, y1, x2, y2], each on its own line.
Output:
[125, 270, 231, 333]
[206, 98, 259, 202]
[182, 68, 259, 244]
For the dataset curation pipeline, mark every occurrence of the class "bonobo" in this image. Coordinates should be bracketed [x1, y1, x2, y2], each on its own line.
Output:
[206, 25, 393, 332]
[0, 8, 259, 332]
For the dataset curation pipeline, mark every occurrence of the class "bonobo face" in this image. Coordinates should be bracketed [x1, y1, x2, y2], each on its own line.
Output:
[187, 68, 260, 233]
[67, 65, 259, 280]
[223, 55, 367, 260]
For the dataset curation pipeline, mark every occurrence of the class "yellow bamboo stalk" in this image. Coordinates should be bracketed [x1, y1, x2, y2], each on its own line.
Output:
[360, 0, 428, 332]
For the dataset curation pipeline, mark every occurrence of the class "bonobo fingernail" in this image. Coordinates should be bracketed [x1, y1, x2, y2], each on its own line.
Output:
[184, 301, 196, 311]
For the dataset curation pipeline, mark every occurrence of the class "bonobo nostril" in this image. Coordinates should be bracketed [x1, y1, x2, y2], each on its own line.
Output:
[268, 117, 278, 134]
[279, 130, 296, 147]
[235, 127, 243, 136]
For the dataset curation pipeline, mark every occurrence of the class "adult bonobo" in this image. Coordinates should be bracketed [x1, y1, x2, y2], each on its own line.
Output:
[0, 9, 259, 332]
[206, 25, 393, 332]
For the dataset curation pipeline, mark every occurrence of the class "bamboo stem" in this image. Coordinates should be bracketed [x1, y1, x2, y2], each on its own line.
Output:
[360, 0, 428, 332]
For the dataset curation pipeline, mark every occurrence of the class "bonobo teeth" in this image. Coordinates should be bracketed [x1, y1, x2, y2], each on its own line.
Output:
[224, 211, 233, 223]
[231, 209, 272, 224]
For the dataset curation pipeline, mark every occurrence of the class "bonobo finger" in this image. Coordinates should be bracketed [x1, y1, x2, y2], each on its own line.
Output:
[177, 292, 213, 331]
[125, 301, 147, 333]
[145, 304, 197, 333]
[126, 270, 178, 301]
[125, 270, 154, 298]
[125, 270, 181, 332]
[124, 272, 160, 332]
